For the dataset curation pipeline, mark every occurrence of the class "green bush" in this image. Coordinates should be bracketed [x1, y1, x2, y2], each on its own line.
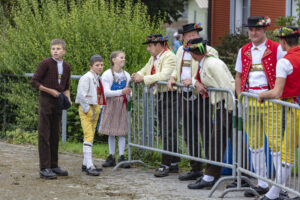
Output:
[5, 128, 38, 145]
[0, 0, 164, 139]
[215, 34, 250, 77]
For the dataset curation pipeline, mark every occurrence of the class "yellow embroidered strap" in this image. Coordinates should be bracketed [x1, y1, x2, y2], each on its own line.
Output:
[183, 60, 191, 66]
[58, 74, 62, 79]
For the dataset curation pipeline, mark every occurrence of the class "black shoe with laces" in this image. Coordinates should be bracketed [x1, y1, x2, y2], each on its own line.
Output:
[118, 155, 130, 168]
[40, 168, 57, 179]
[178, 170, 203, 181]
[86, 167, 100, 176]
[154, 165, 169, 177]
[82, 164, 102, 172]
[51, 167, 68, 176]
[102, 154, 116, 167]
[244, 186, 269, 197]
[187, 176, 216, 190]
[226, 180, 250, 188]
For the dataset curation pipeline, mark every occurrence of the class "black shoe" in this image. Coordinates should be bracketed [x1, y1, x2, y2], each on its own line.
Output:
[187, 176, 216, 190]
[118, 155, 130, 168]
[244, 186, 269, 197]
[82, 164, 102, 172]
[40, 168, 57, 179]
[169, 163, 178, 173]
[226, 180, 250, 188]
[86, 167, 100, 176]
[102, 154, 116, 167]
[154, 165, 169, 177]
[51, 167, 68, 176]
[178, 170, 203, 181]
[256, 196, 280, 200]
[279, 190, 289, 199]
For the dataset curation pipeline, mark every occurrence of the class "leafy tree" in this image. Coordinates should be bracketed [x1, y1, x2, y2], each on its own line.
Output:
[0, 0, 164, 140]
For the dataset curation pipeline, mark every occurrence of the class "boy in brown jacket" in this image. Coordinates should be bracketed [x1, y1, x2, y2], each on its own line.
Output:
[31, 38, 71, 179]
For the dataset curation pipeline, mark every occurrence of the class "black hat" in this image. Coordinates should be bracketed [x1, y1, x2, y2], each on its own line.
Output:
[274, 26, 300, 38]
[58, 93, 71, 110]
[184, 38, 207, 55]
[244, 16, 271, 27]
[182, 23, 203, 34]
[142, 34, 168, 45]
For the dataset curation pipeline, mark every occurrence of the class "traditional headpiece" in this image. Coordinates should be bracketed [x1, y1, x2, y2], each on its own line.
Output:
[142, 34, 168, 45]
[182, 23, 203, 34]
[183, 38, 207, 55]
[274, 26, 300, 38]
[244, 16, 271, 27]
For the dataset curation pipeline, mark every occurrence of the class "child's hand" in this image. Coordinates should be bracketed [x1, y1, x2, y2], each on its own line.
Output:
[122, 87, 131, 95]
[52, 89, 60, 98]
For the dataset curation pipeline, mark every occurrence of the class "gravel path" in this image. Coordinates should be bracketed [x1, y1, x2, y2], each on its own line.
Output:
[0, 142, 255, 200]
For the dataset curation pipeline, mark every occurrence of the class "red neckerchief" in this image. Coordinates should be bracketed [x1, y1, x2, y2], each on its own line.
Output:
[151, 48, 168, 75]
[97, 80, 106, 105]
[196, 62, 209, 98]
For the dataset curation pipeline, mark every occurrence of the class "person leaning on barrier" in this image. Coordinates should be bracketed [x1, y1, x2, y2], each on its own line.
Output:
[168, 22, 219, 181]
[257, 27, 300, 200]
[30, 39, 71, 179]
[234, 16, 286, 197]
[179, 38, 235, 189]
[131, 34, 179, 177]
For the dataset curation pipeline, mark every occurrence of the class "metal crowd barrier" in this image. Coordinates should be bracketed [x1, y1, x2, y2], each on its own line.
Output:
[1, 73, 82, 144]
[233, 92, 300, 198]
[119, 81, 237, 197]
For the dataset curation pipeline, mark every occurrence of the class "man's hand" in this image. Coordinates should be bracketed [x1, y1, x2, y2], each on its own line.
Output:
[182, 79, 192, 87]
[168, 77, 176, 91]
[195, 81, 207, 95]
[131, 73, 144, 83]
[122, 87, 132, 95]
[257, 93, 264, 104]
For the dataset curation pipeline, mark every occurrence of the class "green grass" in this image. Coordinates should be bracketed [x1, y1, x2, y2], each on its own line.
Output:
[59, 141, 110, 160]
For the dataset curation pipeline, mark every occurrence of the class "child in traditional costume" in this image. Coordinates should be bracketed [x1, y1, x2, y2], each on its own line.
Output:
[75, 54, 106, 176]
[99, 51, 131, 168]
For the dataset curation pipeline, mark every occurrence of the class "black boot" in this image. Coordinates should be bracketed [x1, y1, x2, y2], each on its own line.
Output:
[118, 155, 130, 168]
[102, 154, 116, 167]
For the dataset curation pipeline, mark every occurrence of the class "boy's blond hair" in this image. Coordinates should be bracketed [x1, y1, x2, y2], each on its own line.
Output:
[50, 39, 66, 49]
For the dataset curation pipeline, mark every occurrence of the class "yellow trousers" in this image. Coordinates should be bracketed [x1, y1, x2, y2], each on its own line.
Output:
[245, 98, 282, 152]
[281, 102, 299, 164]
[245, 97, 299, 164]
[79, 105, 101, 144]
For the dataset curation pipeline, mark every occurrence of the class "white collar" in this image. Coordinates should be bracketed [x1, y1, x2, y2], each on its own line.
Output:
[52, 57, 63, 63]
[251, 40, 267, 51]
[199, 56, 205, 68]
[155, 49, 165, 60]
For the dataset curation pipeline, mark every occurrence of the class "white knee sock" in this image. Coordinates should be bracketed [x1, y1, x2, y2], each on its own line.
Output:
[203, 175, 214, 182]
[266, 163, 291, 199]
[118, 136, 125, 156]
[251, 148, 268, 188]
[272, 152, 282, 179]
[83, 142, 93, 169]
[108, 136, 115, 155]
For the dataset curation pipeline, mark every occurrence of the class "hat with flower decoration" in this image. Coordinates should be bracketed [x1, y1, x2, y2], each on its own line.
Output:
[274, 26, 300, 38]
[183, 38, 207, 55]
[244, 16, 271, 27]
[182, 23, 203, 34]
[142, 34, 168, 45]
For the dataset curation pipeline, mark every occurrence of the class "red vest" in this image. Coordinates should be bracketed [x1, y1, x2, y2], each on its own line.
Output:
[281, 46, 300, 99]
[241, 39, 279, 92]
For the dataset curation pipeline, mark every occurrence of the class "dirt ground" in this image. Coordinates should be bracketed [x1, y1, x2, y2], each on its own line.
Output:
[0, 141, 257, 200]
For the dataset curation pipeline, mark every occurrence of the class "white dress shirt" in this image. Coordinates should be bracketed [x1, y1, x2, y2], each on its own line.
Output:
[235, 41, 286, 94]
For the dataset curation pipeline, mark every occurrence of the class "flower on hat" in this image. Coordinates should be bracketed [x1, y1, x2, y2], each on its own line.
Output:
[274, 27, 299, 37]
[256, 16, 271, 26]
[194, 23, 202, 29]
